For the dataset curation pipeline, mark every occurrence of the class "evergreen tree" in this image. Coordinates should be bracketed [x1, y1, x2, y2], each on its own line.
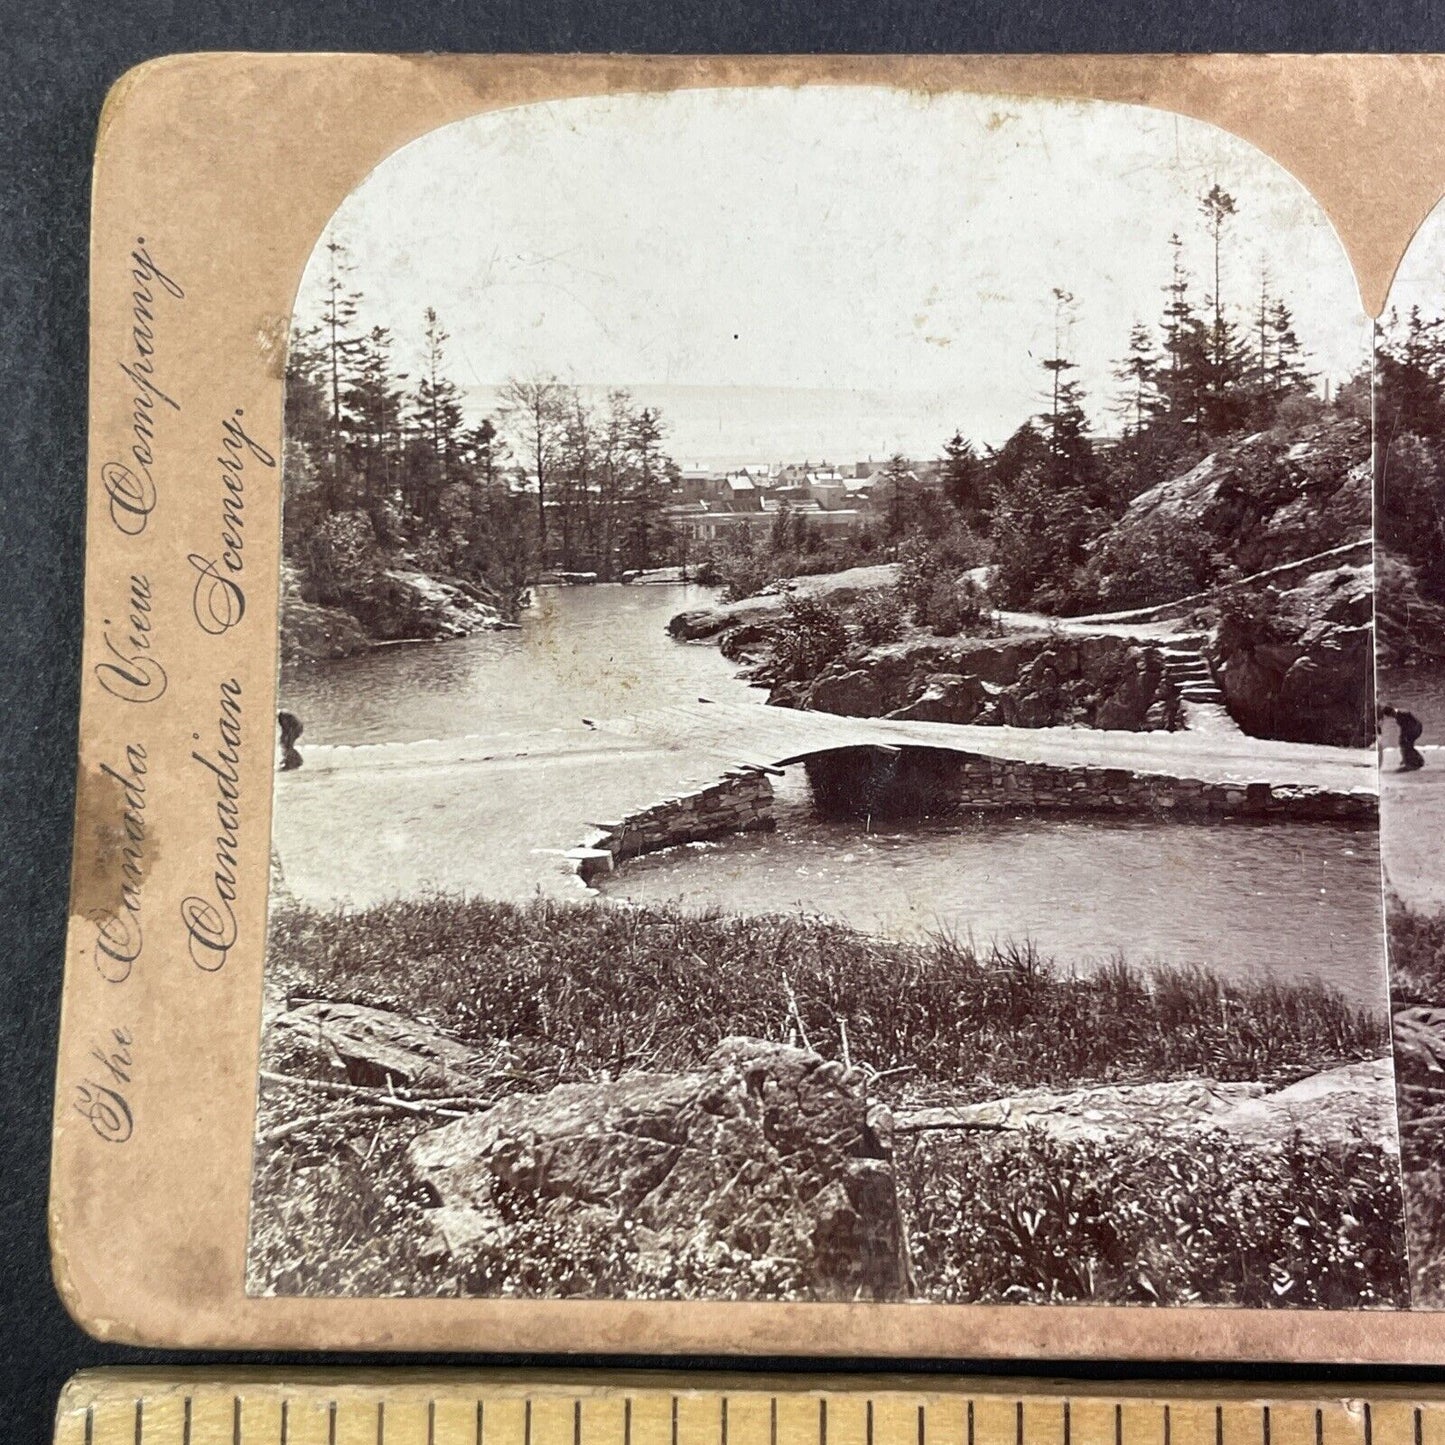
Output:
[1198, 183, 1243, 431]
[1266, 298, 1311, 399]
[882, 453, 912, 539]
[410, 307, 466, 526]
[622, 405, 672, 569]
[344, 325, 407, 515]
[941, 431, 985, 526]
[317, 240, 364, 502]
[1038, 288, 1098, 502]
[1158, 233, 1209, 439]
[1112, 322, 1160, 438]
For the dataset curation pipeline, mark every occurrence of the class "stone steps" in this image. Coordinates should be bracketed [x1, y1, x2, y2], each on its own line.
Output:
[1161, 646, 1227, 710]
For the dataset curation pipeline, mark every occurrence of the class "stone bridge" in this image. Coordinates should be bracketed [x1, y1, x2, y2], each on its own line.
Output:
[565, 700, 1378, 884]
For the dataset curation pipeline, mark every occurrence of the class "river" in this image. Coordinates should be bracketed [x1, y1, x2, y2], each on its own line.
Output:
[275, 583, 1389, 1008]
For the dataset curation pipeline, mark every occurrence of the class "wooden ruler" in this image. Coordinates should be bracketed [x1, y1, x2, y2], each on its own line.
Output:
[50, 1372, 1445, 1445]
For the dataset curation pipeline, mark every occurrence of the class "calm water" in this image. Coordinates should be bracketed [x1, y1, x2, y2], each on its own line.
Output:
[281, 583, 758, 745]
[278, 584, 1388, 1007]
[599, 772, 1386, 1005]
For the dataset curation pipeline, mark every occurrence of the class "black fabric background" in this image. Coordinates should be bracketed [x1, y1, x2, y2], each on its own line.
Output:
[8, 3, 1445, 1441]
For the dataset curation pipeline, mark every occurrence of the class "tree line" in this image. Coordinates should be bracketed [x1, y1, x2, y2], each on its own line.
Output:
[1376, 304, 1445, 660]
[283, 241, 682, 625]
[904, 183, 1352, 613]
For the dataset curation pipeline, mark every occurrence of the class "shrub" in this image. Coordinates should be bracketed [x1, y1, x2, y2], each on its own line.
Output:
[767, 593, 850, 682]
[1388, 897, 1445, 1004]
[922, 576, 988, 636]
[852, 589, 905, 645]
[720, 555, 787, 602]
[1075, 513, 1221, 613]
[1214, 581, 1291, 656]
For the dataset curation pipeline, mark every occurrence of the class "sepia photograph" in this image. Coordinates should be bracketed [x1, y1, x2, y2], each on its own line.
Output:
[248, 87, 1405, 1308]
[1375, 195, 1445, 1308]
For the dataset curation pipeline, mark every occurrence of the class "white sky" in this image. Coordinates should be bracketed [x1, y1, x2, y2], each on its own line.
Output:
[1385, 195, 1445, 325]
[298, 86, 1370, 464]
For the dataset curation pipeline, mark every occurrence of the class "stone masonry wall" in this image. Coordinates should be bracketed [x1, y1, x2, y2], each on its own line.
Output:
[803, 746, 1376, 823]
[569, 767, 776, 885]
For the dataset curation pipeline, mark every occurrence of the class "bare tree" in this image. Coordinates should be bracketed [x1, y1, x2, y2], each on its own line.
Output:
[499, 374, 567, 560]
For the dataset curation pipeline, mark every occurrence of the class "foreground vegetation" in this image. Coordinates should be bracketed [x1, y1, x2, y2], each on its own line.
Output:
[250, 895, 1401, 1304]
[264, 895, 1385, 1100]
[1387, 896, 1445, 1305]
[899, 1129, 1405, 1307]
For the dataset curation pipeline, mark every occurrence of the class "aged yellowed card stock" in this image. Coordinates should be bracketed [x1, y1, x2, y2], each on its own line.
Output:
[50, 52, 1445, 1357]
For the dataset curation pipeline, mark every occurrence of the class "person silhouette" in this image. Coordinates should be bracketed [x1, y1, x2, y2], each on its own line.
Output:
[1380, 704, 1426, 772]
[277, 710, 304, 771]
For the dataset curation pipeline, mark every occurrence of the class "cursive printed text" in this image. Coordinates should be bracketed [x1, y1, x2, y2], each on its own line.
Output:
[73, 1027, 134, 1143]
[94, 573, 167, 704]
[181, 677, 244, 971]
[101, 239, 185, 536]
[89, 742, 149, 982]
[187, 409, 275, 634]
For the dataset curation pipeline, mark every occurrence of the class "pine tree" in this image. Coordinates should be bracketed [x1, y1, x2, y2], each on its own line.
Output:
[344, 325, 407, 514]
[1112, 322, 1160, 438]
[882, 453, 913, 539]
[1158, 233, 1209, 439]
[1038, 288, 1097, 502]
[318, 240, 364, 494]
[623, 405, 672, 569]
[411, 307, 466, 526]
[941, 431, 985, 525]
[1266, 298, 1311, 399]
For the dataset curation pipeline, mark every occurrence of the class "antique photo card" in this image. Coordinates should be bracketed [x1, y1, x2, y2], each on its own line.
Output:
[252, 86, 1394, 1309]
[49, 53, 1445, 1358]
[1376, 195, 1445, 1307]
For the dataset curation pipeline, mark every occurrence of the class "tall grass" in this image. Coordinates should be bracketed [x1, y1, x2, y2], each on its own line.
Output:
[897, 1129, 1407, 1309]
[267, 894, 1386, 1103]
[1388, 894, 1445, 1004]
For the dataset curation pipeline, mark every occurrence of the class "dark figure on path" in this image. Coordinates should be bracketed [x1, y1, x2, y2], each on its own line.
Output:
[277, 710, 304, 771]
[1381, 704, 1426, 771]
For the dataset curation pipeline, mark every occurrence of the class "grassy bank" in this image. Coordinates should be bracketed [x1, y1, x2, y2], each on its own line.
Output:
[267, 895, 1385, 1102]
[252, 894, 1398, 1304]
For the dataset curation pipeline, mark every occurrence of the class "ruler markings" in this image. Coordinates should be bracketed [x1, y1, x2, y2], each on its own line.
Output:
[54, 1382, 1445, 1445]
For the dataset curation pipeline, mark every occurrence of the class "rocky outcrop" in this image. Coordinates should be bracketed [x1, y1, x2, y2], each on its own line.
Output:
[667, 565, 899, 640]
[366, 569, 505, 641]
[272, 1000, 485, 1089]
[1118, 417, 1370, 580]
[1210, 563, 1374, 747]
[789, 633, 1180, 732]
[279, 595, 372, 662]
[899, 1057, 1396, 1152]
[406, 1036, 913, 1301]
[280, 566, 507, 662]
